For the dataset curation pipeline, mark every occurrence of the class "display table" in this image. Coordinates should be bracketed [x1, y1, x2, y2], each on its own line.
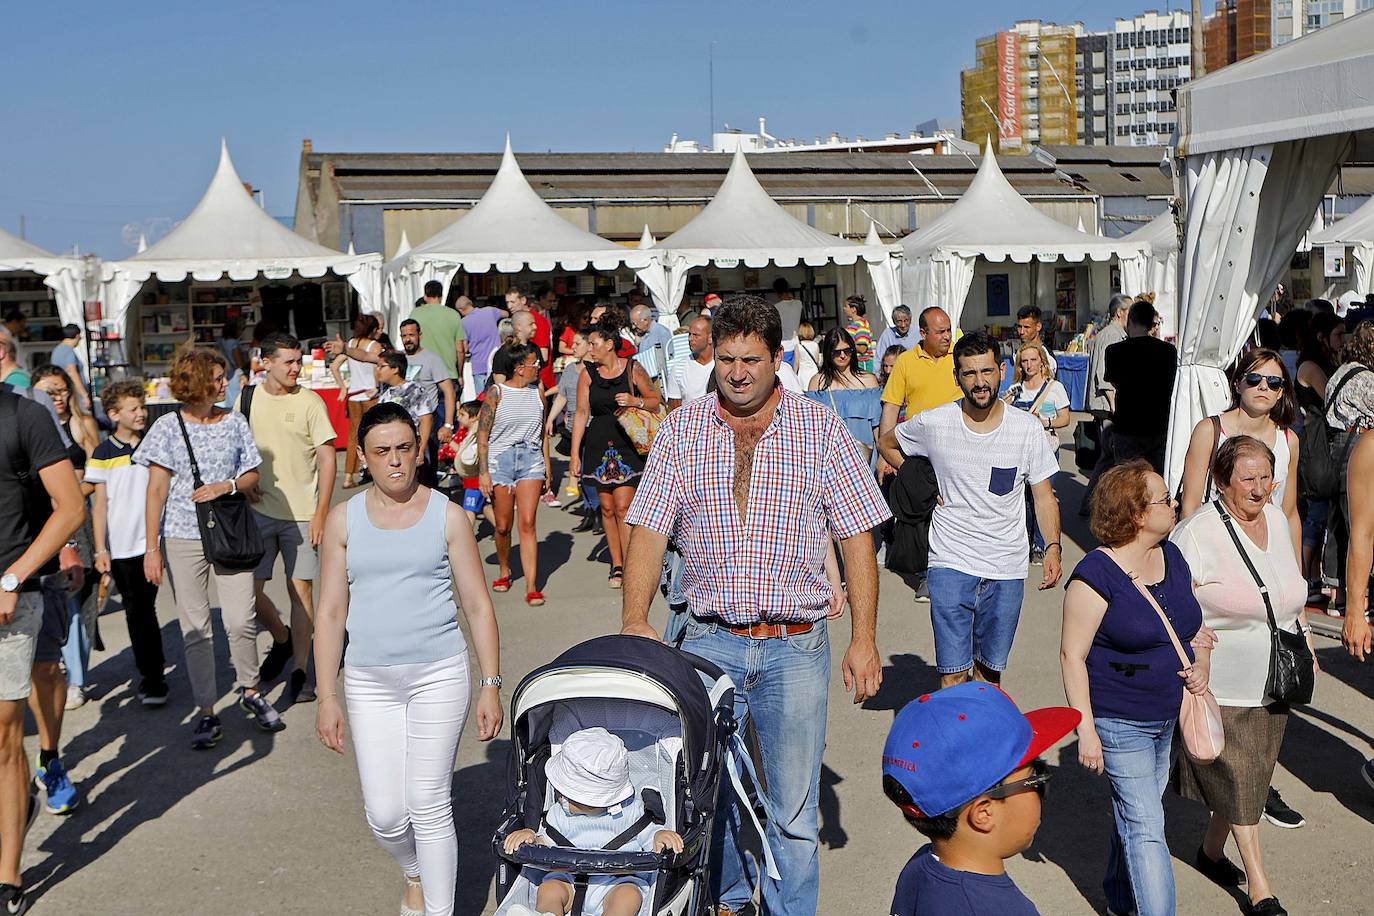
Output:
[138, 380, 349, 450]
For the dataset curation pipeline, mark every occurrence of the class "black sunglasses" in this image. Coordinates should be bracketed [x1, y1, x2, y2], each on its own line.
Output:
[832, 347, 854, 356]
[984, 759, 1051, 802]
[1243, 372, 1285, 391]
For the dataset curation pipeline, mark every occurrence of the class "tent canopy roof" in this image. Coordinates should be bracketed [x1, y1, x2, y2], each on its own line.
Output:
[656, 149, 885, 267]
[1310, 194, 1374, 246]
[395, 138, 651, 274]
[1123, 210, 1179, 254]
[0, 227, 55, 263]
[103, 141, 377, 284]
[901, 145, 1148, 264]
[1175, 9, 1374, 156]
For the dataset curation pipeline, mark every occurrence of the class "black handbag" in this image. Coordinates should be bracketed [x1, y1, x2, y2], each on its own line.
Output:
[175, 412, 264, 571]
[1214, 500, 1314, 705]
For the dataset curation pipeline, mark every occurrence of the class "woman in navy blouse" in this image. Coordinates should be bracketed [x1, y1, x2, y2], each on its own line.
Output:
[1061, 459, 1210, 916]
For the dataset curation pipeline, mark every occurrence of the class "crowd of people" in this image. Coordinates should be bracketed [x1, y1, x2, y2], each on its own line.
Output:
[0, 276, 1371, 916]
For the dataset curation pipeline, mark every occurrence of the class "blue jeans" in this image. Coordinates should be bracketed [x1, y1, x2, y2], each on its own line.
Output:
[680, 617, 829, 915]
[581, 482, 600, 513]
[660, 548, 688, 646]
[1025, 486, 1044, 551]
[1096, 717, 1177, 916]
[926, 567, 1025, 674]
[472, 372, 488, 394]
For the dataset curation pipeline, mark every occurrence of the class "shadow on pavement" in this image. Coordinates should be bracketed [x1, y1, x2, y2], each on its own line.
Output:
[24, 614, 277, 904]
[532, 531, 573, 591]
[818, 765, 847, 851]
[862, 653, 943, 718]
[1052, 472, 1096, 557]
[1279, 704, 1374, 825]
[453, 738, 512, 914]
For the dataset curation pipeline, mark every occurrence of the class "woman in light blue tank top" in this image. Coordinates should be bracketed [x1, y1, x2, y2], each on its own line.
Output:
[313, 402, 503, 916]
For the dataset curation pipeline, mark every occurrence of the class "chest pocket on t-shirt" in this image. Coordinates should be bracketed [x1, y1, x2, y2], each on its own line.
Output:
[989, 466, 1018, 496]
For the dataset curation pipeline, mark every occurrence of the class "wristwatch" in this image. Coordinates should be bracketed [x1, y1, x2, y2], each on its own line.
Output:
[0, 573, 20, 594]
[478, 675, 503, 689]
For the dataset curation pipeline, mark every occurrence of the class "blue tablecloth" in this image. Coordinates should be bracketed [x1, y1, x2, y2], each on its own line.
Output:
[1000, 352, 1088, 411]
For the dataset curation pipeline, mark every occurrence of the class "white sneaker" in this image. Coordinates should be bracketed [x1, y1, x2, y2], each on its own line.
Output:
[64, 686, 88, 710]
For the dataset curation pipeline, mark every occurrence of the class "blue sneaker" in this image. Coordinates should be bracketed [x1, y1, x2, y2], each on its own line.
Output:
[33, 755, 79, 815]
[238, 689, 286, 733]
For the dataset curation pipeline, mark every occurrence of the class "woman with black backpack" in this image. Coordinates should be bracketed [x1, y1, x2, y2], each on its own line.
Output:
[1294, 313, 1347, 597]
[1322, 321, 1374, 616]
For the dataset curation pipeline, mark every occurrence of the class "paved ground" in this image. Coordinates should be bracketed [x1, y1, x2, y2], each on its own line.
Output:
[22, 446, 1374, 915]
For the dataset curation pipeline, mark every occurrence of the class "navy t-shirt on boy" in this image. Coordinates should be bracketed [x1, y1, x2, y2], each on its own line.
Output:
[1067, 541, 1203, 722]
[891, 845, 1038, 916]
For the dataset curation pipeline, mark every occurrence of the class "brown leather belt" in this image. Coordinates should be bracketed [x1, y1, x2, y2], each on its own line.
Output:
[719, 620, 815, 640]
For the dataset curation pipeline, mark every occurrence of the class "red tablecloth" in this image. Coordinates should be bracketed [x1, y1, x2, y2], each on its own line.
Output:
[315, 386, 350, 450]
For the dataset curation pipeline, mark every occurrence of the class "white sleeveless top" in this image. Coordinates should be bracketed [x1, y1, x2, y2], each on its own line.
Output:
[347, 338, 379, 401]
[1206, 418, 1292, 508]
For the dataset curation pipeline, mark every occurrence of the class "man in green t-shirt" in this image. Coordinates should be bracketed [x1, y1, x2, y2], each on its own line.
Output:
[408, 280, 467, 393]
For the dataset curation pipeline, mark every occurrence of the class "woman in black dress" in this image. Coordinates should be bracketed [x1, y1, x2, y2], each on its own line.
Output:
[569, 321, 660, 587]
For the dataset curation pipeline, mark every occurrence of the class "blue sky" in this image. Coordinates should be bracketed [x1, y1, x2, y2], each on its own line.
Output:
[3, 1, 1174, 257]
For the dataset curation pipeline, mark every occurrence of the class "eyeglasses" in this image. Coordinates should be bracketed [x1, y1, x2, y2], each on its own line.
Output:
[832, 347, 854, 356]
[985, 759, 1051, 802]
[1243, 372, 1285, 391]
[1147, 493, 1174, 508]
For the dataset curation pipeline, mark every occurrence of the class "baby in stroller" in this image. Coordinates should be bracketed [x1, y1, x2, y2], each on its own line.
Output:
[503, 727, 685, 916]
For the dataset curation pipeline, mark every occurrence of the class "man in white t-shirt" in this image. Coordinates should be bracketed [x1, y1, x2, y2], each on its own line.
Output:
[664, 317, 714, 410]
[878, 332, 1062, 689]
[772, 277, 803, 366]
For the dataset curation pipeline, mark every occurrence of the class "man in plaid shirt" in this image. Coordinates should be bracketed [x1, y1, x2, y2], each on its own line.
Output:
[622, 295, 891, 916]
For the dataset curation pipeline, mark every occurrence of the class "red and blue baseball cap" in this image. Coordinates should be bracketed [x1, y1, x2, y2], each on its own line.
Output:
[882, 682, 1080, 818]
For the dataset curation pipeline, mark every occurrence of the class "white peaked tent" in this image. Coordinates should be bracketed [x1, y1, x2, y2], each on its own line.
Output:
[1310, 195, 1374, 296]
[102, 141, 383, 336]
[1120, 210, 1181, 338]
[386, 138, 654, 330]
[636, 149, 900, 320]
[0, 229, 87, 360]
[1164, 8, 1374, 487]
[899, 145, 1148, 328]
[865, 222, 900, 319]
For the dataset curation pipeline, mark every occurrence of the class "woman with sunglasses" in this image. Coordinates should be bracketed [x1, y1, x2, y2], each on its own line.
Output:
[1179, 348, 1300, 557]
[1062, 459, 1207, 916]
[806, 327, 878, 393]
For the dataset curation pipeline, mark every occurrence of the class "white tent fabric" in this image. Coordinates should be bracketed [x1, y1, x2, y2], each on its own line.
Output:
[1173, 8, 1374, 157]
[386, 138, 654, 329]
[864, 222, 902, 322]
[0, 229, 87, 359]
[899, 145, 1148, 327]
[101, 141, 382, 334]
[1120, 211, 1180, 338]
[636, 149, 897, 319]
[1163, 134, 1352, 487]
[1310, 194, 1374, 295]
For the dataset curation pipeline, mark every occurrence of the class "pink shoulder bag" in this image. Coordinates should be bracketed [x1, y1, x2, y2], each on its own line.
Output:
[1105, 550, 1225, 764]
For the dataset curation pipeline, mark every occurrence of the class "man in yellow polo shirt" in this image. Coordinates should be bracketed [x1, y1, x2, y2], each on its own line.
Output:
[878, 306, 960, 602]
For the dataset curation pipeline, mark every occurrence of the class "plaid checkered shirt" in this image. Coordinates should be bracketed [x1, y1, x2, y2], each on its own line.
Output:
[625, 387, 891, 625]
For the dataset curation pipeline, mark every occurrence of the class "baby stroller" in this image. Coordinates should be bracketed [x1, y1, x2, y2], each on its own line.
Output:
[491, 635, 774, 916]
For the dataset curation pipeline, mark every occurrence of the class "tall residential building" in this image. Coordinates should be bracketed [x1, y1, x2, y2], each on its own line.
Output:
[1112, 10, 1192, 146]
[1273, 0, 1374, 44]
[960, 20, 1086, 153]
[1204, 0, 1271, 71]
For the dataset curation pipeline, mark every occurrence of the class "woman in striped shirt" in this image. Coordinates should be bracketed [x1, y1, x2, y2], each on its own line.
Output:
[477, 343, 550, 606]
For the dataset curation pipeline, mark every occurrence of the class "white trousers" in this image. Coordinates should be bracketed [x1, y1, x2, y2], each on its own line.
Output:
[345, 654, 471, 916]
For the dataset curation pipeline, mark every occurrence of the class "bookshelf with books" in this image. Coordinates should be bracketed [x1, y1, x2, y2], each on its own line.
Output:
[131, 280, 260, 372]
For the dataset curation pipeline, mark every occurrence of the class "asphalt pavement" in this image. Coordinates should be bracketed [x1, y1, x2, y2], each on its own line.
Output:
[22, 446, 1374, 915]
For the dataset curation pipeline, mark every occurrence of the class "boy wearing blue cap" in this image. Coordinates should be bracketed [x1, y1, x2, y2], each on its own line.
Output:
[881, 682, 1080, 915]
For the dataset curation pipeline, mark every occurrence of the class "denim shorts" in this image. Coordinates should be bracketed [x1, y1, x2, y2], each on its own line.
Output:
[1302, 498, 1329, 548]
[489, 442, 545, 487]
[926, 566, 1025, 674]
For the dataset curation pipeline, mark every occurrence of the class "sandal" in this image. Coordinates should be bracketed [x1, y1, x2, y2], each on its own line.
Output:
[492, 576, 511, 593]
[400, 874, 424, 916]
[526, 591, 546, 607]
[608, 565, 624, 589]
[343, 473, 357, 489]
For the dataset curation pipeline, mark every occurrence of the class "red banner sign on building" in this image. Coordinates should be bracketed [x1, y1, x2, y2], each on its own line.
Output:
[997, 31, 1021, 149]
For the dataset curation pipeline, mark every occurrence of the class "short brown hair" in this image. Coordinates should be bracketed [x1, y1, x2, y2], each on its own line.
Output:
[1090, 459, 1154, 548]
[168, 348, 227, 404]
[101, 378, 146, 415]
[1212, 435, 1275, 488]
